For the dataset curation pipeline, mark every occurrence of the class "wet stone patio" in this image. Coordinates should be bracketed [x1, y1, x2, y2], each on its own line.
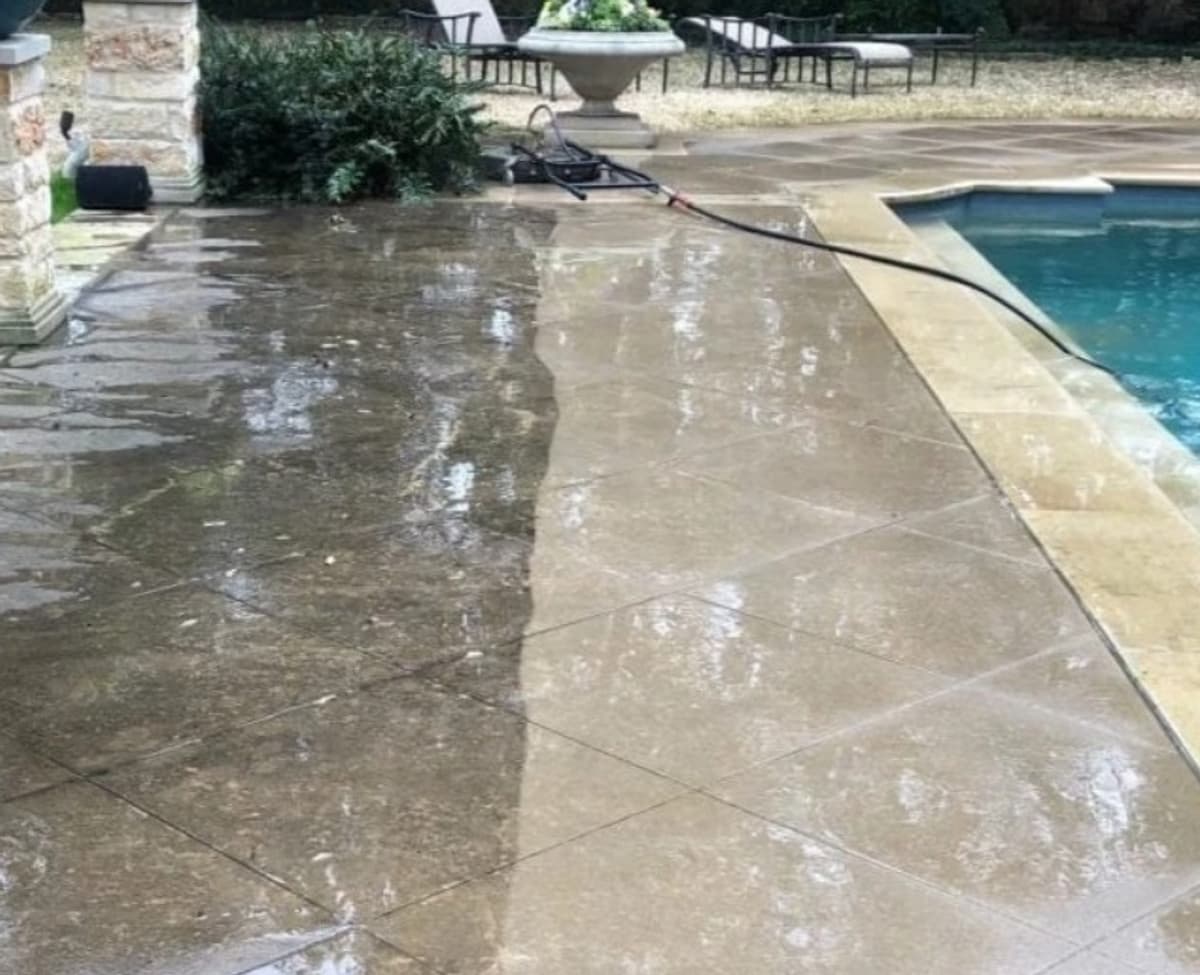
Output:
[2, 125, 1200, 974]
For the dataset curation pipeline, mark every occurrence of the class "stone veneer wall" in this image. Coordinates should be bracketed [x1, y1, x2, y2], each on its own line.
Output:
[84, 0, 203, 203]
[0, 35, 66, 344]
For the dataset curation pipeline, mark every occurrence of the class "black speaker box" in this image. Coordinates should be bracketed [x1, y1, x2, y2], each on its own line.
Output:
[75, 165, 153, 211]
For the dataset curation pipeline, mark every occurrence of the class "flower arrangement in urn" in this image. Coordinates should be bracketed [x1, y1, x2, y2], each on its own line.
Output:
[536, 0, 668, 32]
[0, 0, 48, 40]
[518, 0, 683, 148]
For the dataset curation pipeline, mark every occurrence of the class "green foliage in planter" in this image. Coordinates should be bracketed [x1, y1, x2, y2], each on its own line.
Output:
[536, 0, 669, 31]
[199, 24, 486, 203]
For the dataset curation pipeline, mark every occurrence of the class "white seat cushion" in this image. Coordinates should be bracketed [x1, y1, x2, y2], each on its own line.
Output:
[824, 41, 914, 66]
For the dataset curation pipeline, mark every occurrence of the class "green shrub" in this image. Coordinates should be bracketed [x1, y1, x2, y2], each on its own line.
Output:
[837, 0, 935, 31]
[835, 0, 1006, 33]
[199, 24, 486, 203]
[941, 0, 1010, 35]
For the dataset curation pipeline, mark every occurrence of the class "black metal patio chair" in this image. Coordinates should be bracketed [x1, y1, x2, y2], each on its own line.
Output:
[399, 0, 554, 95]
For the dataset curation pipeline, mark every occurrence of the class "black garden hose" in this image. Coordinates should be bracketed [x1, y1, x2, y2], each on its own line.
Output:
[512, 105, 1114, 377]
[654, 185, 1117, 377]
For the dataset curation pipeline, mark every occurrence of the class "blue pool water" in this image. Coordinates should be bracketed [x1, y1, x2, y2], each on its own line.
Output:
[897, 187, 1200, 452]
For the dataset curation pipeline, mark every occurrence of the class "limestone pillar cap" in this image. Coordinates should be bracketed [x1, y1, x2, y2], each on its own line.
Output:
[0, 34, 50, 67]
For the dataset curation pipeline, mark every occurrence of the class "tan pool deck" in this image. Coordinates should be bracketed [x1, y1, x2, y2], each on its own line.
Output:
[1, 122, 1199, 973]
[683, 120, 1200, 767]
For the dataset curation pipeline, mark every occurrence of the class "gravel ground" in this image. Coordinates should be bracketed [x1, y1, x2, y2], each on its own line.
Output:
[478, 49, 1200, 134]
[37, 17, 1200, 155]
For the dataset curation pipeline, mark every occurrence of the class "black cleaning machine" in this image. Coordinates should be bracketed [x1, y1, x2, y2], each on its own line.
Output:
[482, 106, 660, 201]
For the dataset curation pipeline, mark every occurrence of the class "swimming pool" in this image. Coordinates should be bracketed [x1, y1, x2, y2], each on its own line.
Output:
[896, 186, 1200, 453]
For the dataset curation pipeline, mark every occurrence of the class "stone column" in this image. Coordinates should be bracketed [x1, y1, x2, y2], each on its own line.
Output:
[0, 34, 67, 345]
[84, 0, 203, 203]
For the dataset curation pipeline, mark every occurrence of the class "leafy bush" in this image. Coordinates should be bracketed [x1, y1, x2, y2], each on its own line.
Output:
[836, 0, 935, 31]
[941, 0, 1010, 35]
[199, 25, 486, 203]
[536, 0, 669, 30]
[833, 0, 1005, 33]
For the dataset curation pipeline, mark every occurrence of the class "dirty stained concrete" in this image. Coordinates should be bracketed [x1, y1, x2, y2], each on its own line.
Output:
[1, 126, 1199, 975]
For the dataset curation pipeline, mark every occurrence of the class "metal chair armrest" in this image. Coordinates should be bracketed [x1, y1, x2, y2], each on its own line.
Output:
[397, 8, 479, 47]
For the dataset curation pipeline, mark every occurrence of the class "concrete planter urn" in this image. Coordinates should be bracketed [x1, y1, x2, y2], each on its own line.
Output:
[518, 28, 683, 148]
[0, 0, 46, 39]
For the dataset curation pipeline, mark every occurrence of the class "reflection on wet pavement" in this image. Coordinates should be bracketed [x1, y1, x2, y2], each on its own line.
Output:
[0, 782, 333, 974]
[3, 128, 1200, 974]
[715, 688, 1200, 942]
[1, 203, 562, 973]
[377, 793, 1072, 975]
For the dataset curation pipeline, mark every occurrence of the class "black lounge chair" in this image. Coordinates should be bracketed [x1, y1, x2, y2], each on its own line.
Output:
[679, 13, 914, 96]
[400, 0, 554, 95]
[837, 27, 984, 86]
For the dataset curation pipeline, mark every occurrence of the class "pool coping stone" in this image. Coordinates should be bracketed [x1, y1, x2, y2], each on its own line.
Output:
[807, 172, 1200, 771]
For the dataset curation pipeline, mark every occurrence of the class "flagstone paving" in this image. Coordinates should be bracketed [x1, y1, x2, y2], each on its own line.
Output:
[1, 122, 1198, 974]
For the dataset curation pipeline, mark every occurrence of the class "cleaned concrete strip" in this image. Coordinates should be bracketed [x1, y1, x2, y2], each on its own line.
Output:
[796, 134, 1200, 768]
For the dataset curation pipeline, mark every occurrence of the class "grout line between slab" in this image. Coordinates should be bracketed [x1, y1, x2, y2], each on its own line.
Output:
[88, 774, 344, 920]
[691, 629, 1132, 793]
[1064, 879, 1200, 975]
[621, 366, 968, 449]
[706, 792, 1084, 944]
[371, 788, 695, 926]
[226, 931, 351, 975]
[899, 521, 1051, 570]
[680, 590, 959, 683]
[511, 508, 908, 646]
